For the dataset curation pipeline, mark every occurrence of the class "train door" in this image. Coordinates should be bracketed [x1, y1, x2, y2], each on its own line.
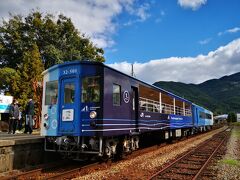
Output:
[131, 86, 139, 132]
[59, 77, 80, 135]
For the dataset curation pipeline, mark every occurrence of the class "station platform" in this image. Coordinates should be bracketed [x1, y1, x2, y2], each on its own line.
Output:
[0, 131, 41, 138]
[0, 131, 45, 173]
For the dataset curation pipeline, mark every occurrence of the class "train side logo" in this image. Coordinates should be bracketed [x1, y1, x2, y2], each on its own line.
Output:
[123, 91, 130, 103]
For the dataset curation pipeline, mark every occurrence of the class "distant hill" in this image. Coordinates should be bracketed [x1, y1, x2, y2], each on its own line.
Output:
[153, 72, 240, 114]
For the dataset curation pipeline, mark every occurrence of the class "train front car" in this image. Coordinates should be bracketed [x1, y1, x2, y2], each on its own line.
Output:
[41, 61, 104, 159]
[193, 104, 213, 132]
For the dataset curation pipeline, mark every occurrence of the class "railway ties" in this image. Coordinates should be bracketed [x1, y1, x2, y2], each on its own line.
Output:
[150, 128, 230, 180]
[1, 160, 95, 180]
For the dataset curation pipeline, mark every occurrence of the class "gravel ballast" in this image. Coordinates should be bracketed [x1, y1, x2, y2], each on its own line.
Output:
[74, 127, 227, 180]
[215, 126, 240, 180]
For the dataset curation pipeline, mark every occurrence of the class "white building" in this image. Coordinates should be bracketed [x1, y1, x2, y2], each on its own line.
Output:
[214, 114, 228, 124]
[237, 113, 240, 122]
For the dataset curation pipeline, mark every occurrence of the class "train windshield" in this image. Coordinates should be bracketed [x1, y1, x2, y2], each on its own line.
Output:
[81, 76, 100, 103]
[45, 81, 58, 105]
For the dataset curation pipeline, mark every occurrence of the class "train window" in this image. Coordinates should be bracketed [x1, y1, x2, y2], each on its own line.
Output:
[113, 84, 121, 106]
[140, 103, 159, 113]
[199, 111, 212, 119]
[199, 112, 205, 119]
[81, 76, 100, 103]
[207, 114, 212, 119]
[64, 83, 75, 104]
[45, 81, 58, 105]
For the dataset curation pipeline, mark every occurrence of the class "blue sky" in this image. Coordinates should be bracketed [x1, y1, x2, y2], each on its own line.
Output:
[105, 0, 240, 63]
[1, 0, 240, 83]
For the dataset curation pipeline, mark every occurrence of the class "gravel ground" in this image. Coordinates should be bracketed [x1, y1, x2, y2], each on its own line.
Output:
[74, 127, 227, 180]
[214, 126, 240, 180]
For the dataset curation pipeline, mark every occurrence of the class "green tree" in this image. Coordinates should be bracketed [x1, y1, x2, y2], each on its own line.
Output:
[0, 10, 105, 127]
[0, 67, 20, 95]
[227, 112, 237, 123]
[17, 44, 44, 127]
[0, 11, 105, 70]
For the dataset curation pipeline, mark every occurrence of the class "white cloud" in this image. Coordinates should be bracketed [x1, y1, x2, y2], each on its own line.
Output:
[135, 3, 151, 21]
[217, 32, 223, 36]
[155, 10, 165, 23]
[123, 2, 151, 26]
[108, 38, 240, 84]
[124, 2, 151, 21]
[227, 27, 240, 33]
[218, 27, 240, 36]
[0, 0, 151, 48]
[177, 0, 207, 10]
[198, 38, 211, 45]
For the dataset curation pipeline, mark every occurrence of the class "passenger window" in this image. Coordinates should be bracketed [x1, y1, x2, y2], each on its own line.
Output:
[199, 111, 212, 119]
[64, 83, 75, 104]
[81, 76, 100, 103]
[45, 81, 58, 105]
[113, 84, 121, 106]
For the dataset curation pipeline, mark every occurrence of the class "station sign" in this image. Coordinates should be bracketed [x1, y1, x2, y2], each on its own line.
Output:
[0, 95, 13, 113]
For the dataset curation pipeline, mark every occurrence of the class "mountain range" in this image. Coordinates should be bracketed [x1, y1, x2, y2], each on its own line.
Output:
[153, 72, 240, 114]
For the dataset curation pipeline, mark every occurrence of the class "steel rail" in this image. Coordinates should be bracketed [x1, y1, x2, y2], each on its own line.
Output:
[149, 128, 229, 180]
[149, 137, 214, 179]
[1, 160, 71, 180]
[192, 130, 229, 179]
[45, 162, 100, 180]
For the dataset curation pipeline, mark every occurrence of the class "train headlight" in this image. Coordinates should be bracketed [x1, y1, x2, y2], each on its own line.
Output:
[90, 111, 97, 119]
[44, 114, 49, 120]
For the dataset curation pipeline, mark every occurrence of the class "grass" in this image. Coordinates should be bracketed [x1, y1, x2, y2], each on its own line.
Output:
[220, 159, 240, 167]
[232, 122, 240, 126]
[233, 131, 240, 138]
[231, 126, 240, 138]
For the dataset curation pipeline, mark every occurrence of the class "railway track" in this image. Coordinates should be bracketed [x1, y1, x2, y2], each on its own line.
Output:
[1, 160, 90, 180]
[0, 138, 192, 179]
[1, 126, 225, 180]
[150, 128, 230, 180]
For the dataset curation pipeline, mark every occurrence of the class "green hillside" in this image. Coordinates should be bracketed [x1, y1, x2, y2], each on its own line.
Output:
[153, 72, 240, 114]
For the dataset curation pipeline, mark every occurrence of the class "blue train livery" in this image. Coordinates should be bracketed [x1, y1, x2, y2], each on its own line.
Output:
[41, 61, 213, 158]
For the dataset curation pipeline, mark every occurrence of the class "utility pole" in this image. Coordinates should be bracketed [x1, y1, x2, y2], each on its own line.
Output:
[131, 63, 136, 77]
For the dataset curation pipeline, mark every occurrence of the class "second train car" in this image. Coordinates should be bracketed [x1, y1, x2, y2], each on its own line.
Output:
[41, 61, 213, 159]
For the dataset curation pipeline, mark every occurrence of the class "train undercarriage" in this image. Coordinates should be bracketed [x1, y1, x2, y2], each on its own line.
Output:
[45, 135, 140, 160]
[44, 126, 212, 160]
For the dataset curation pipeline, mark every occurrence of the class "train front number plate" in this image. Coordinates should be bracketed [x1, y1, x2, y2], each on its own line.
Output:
[62, 109, 74, 121]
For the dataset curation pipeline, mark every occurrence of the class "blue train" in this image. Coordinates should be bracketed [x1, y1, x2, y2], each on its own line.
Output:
[41, 61, 213, 158]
